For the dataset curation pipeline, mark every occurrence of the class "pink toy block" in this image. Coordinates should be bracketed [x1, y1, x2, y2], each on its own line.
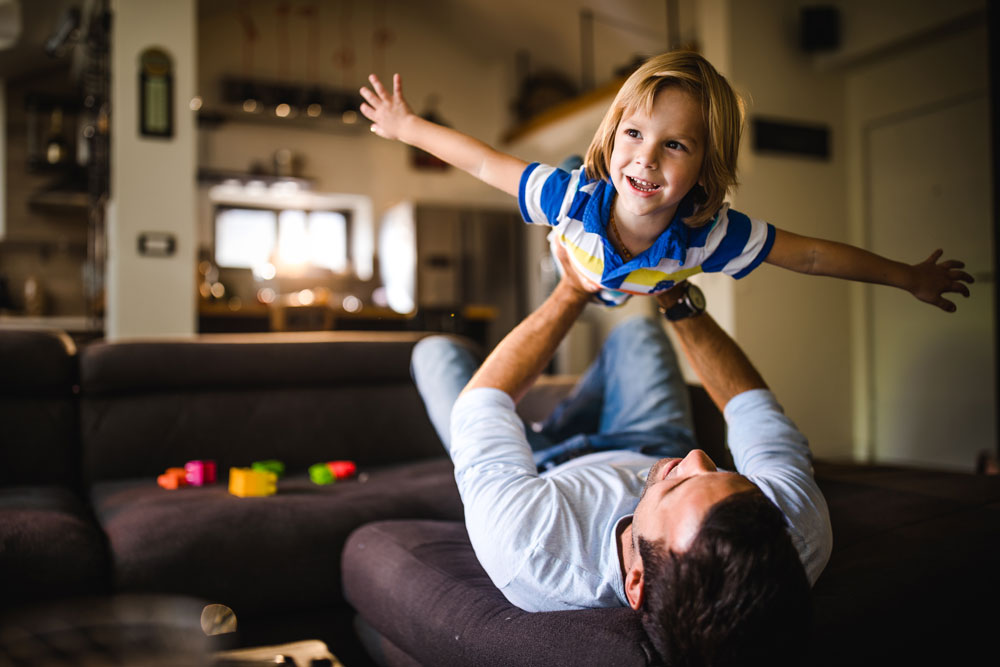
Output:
[158, 467, 188, 490]
[185, 460, 217, 486]
[228, 467, 277, 498]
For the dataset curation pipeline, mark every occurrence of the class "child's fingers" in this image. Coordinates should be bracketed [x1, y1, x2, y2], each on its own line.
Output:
[359, 87, 381, 108]
[935, 296, 957, 313]
[359, 102, 376, 121]
[369, 73, 389, 98]
[951, 268, 975, 284]
[393, 73, 403, 97]
[925, 248, 943, 263]
[953, 282, 971, 298]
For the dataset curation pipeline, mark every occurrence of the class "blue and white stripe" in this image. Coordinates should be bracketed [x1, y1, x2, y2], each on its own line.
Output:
[520, 163, 775, 305]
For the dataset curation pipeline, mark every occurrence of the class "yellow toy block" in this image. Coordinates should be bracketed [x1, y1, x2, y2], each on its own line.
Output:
[228, 467, 277, 497]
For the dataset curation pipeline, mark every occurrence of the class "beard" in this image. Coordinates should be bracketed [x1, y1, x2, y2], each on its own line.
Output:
[639, 457, 675, 501]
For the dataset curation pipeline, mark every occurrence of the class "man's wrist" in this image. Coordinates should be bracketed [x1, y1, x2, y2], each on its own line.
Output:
[654, 282, 687, 311]
[554, 279, 594, 306]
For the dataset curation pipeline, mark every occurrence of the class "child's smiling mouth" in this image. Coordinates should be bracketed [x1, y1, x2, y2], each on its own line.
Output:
[626, 176, 661, 193]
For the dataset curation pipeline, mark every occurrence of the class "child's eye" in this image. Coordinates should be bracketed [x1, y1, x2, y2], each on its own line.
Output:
[665, 140, 687, 152]
[624, 128, 641, 139]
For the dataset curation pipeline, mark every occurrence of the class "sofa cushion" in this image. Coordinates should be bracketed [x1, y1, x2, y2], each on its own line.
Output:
[90, 458, 462, 616]
[342, 520, 659, 667]
[0, 485, 110, 607]
[0, 329, 80, 488]
[79, 332, 448, 483]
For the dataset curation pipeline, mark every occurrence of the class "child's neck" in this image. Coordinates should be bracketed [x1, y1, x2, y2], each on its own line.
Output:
[611, 200, 677, 258]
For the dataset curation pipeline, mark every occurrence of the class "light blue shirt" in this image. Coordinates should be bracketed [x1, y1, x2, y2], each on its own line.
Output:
[449, 386, 832, 613]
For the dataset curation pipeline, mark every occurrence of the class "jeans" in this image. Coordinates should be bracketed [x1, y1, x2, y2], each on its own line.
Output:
[410, 316, 698, 471]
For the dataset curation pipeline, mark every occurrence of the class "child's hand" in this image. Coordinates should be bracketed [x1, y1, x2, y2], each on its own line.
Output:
[360, 73, 414, 141]
[909, 249, 974, 312]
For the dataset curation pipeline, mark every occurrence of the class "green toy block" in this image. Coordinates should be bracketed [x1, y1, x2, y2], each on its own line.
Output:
[251, 459, 285, 478]
[309, 462, 335, 485]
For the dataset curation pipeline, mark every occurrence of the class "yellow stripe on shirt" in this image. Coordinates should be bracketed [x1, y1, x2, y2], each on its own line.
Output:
[622, 266, 703, 288]
[558, 234, 605, 276]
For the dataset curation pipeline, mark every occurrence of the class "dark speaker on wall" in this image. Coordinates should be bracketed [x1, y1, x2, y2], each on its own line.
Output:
[800, 6, 840, 53]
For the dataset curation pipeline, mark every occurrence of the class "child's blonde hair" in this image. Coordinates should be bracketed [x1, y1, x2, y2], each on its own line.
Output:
[585, 51, 745, 227]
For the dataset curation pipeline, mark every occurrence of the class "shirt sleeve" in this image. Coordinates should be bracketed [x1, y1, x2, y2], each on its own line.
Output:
[699, 208, 776, 279]
[449, 387, 554, 589]
[518, 162, 580, 227]
[723, 388, 833, 585]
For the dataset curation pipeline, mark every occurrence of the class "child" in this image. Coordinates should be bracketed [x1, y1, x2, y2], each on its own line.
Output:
[359, 51, 972, 311]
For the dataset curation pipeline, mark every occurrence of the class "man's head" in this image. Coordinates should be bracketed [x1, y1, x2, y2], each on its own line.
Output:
[625, 450, 812, 666]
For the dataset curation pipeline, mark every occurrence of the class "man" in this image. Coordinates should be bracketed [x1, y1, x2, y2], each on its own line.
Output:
[411, 246, 832, 665]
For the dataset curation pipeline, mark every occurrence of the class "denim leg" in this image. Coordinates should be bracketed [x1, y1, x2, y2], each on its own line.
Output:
[410, 336, 480, 451]
[410, 335, 554, 452]
[597, 316, 695, 439]
[539, 316, 695, 455]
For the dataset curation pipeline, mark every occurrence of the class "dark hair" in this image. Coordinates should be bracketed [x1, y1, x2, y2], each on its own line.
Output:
[637, 489, 812, 667]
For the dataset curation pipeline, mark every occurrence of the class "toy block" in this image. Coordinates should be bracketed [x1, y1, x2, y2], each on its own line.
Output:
[309, 463, 335, 485]
[327, 461, 357, 480]
[228, 467, 277, 497]
[251, 459, 285, 478]
[158, 467, 189, 490]
[185, 460, 217, 486]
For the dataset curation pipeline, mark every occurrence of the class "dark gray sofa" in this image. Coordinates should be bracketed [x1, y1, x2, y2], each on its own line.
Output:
[1, 327, 998, 666]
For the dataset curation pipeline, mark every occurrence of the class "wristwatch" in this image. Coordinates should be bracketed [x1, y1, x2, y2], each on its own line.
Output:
[659, 281, 706, 321]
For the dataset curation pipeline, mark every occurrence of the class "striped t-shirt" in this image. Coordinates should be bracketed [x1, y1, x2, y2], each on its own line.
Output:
[519, 162, 776, 305]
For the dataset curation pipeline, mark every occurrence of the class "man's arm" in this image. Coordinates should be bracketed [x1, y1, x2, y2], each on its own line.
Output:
[657, 285, 833, 583]
[655, 287, 767, 413]
[360, 73, 527, 197]
[465, 244, 598, 402]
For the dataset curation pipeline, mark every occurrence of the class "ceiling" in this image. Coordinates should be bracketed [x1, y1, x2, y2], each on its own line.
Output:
[1, 0, 676, 87]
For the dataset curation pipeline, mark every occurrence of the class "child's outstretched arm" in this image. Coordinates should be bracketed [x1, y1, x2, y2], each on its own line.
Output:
[359, 73, 527, 197]
[765, 228, 974, 312]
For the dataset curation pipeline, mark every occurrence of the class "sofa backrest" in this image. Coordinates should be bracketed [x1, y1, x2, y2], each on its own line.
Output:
[0, 328, 82, 489]
[79, 332, 448, 483]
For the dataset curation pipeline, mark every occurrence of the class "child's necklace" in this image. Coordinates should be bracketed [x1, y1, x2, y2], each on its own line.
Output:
[609, 206, 634, 261]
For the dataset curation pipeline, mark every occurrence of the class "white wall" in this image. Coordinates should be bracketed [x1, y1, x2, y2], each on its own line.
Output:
[107, 0, 197, 339]
[701, 0, 851, 459]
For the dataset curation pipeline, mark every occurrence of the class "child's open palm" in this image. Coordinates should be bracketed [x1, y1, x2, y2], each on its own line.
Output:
[909, 249, 974, 312]
[360, 73, 413, 140]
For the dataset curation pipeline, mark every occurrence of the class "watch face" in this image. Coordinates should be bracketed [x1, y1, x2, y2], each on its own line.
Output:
[688, 284, 706, 310]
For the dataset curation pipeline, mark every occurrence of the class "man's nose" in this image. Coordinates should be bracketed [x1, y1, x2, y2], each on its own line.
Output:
[681, 449, 715, 473]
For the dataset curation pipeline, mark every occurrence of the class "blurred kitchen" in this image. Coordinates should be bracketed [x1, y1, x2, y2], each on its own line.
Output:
[0, 0, 996, 471]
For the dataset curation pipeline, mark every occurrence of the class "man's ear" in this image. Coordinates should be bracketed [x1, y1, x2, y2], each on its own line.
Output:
[625, 562, 645, 610]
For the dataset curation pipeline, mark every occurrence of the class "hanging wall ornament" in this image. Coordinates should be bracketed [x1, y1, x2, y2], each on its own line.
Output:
[237, 0, 259, 112]
[371, 0, 394, 81]
[299, 3, 322, 116]
[332, 0, 356, 87]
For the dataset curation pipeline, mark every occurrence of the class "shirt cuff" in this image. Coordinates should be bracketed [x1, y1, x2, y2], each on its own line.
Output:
[723, 387, 783, 421]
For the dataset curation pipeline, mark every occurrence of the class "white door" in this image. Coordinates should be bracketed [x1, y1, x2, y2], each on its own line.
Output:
[868, 93, 995, 470]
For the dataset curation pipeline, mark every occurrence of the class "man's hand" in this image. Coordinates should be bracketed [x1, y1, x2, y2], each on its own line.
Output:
[908, 249, 974, 313]
[359, 73, 414, 140]
[553, 242, 602, 298]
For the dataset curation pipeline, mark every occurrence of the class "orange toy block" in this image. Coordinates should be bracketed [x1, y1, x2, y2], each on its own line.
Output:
[228, 467, 277, 497]
[158, 467, 189, 490]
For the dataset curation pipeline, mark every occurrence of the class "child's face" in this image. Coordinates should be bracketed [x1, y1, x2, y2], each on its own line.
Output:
[609, 86, 706, 226]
